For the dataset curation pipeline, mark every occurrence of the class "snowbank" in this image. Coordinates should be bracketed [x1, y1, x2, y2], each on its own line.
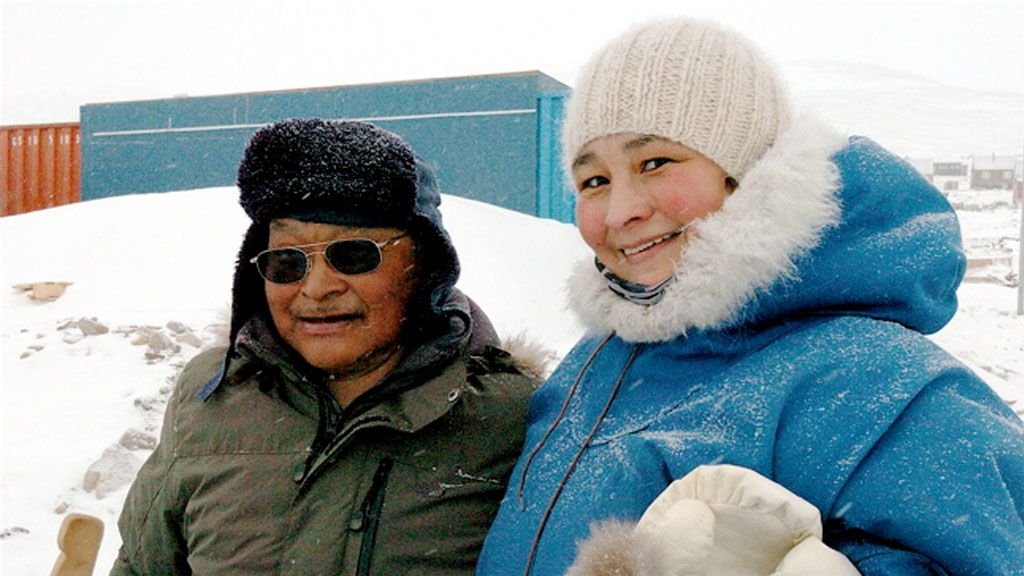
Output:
[1, 186, 1020, 573]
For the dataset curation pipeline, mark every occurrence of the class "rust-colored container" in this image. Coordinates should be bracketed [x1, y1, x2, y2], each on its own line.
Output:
[1, 123, 81, 216]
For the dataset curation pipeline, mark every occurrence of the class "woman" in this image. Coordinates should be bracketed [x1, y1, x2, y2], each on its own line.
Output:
[477, 18, 1024, 576]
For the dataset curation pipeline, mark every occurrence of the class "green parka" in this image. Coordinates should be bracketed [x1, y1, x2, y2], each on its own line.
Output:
[111, 294, 536, 575]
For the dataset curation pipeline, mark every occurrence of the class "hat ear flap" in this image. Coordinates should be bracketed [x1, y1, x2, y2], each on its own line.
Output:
[229, 223, 271, 347]
[408, 159, 461, 323]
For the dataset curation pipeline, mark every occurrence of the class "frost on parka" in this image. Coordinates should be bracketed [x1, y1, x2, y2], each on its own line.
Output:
[476, 116, 1024, 576]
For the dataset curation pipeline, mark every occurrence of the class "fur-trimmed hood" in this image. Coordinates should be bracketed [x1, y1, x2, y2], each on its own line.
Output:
[568, 115, 965, 344]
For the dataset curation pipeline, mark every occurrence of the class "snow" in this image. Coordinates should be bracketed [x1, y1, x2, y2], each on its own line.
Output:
[787, 60, 1023, 159]
[1, 185, 1021, 573]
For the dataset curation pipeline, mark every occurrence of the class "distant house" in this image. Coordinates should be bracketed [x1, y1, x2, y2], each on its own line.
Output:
[970, 154, 1017, 190]
[905, 157, 974, 194]
[933, 160, 969, 192]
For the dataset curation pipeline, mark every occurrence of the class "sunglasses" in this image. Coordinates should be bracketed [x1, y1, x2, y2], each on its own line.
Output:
[251, 234, 409, 284]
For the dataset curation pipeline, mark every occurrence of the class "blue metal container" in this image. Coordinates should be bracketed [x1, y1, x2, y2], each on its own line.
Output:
[80, 71, 576, 223]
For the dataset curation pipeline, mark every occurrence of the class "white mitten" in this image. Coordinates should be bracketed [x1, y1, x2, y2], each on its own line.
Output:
[772, 536, 862, 576]
[566, 465, 860, 576]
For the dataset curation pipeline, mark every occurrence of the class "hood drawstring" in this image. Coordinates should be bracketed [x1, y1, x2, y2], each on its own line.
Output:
[518, 337, 642, 576]
[516, 333, 614, 509]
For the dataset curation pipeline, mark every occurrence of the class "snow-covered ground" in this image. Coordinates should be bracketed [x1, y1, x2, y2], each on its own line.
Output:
[1, 185, 1021, 573]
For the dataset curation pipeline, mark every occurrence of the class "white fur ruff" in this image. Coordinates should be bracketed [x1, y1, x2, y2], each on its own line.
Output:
[567, 115, 847, 343]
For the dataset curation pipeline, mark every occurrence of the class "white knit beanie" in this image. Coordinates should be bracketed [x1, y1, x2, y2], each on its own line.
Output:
[563, 18, 792, 180]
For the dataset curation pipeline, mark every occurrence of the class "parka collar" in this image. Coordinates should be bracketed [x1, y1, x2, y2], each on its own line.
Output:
[204, 289, 495, 435]
[351, 356, 471, 433]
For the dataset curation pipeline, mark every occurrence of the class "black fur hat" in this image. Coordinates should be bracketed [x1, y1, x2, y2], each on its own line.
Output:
[229, 119, 461, 345]
[237, 118, 417, 227]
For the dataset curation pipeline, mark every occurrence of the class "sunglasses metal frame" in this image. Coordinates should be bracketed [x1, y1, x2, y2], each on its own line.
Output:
[250, 233, 409, 284]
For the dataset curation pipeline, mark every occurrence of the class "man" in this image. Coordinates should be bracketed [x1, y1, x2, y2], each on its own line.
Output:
[112, 119, 537, 575]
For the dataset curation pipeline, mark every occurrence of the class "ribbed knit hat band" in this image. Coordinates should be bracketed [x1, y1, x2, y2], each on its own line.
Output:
[563, 18, 792, 180]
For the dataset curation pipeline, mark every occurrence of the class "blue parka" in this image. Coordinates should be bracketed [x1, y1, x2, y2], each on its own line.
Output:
[477, 117, 1024, 576]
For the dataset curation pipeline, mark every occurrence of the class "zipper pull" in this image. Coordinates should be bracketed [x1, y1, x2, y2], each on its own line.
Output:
[347, 511, 365, 532]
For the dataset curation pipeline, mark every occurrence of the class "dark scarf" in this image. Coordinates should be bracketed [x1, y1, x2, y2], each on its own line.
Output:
[595, 258, 672, 306]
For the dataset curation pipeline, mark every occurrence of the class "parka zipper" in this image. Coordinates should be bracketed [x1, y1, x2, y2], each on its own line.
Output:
[351, 457, 393, 576]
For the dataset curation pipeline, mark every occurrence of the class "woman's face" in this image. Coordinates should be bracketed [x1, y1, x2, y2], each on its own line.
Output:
[572, 133, 734, 286]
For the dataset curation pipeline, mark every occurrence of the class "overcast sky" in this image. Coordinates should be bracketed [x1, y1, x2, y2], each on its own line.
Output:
[2, 0, 1023, 125]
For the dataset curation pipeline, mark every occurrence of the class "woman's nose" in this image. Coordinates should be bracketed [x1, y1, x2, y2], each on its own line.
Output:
[604, 182, 653, 229]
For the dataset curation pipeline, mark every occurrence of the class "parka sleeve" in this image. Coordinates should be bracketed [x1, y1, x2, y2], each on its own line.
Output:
[822, 372, 1024, 575]
[108, 352, 216, 575]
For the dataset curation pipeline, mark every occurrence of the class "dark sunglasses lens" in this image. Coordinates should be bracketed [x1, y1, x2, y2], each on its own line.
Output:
[325, 240, 382, 275]
[257, 249, 308, 284]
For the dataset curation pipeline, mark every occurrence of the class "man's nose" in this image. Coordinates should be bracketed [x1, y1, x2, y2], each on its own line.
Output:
[300, 254, 350, 299]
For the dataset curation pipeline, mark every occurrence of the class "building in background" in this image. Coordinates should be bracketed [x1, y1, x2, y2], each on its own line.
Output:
[78, 71, 576, 223]
[970, 154, 1018, 190]
[906, 155, 1022, 197]
[933, 159, 970, 193]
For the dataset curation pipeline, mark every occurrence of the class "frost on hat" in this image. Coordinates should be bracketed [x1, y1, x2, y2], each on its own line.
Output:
[237, 118, 418, 227]
[563, 18, 792, 180]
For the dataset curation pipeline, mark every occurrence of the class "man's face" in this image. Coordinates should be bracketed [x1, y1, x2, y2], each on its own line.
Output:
[263, 218, 417, 378]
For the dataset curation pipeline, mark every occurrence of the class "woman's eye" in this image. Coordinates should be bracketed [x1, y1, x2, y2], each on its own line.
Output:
[578, 175, 608, 192]
[642, 158, 671, 172]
